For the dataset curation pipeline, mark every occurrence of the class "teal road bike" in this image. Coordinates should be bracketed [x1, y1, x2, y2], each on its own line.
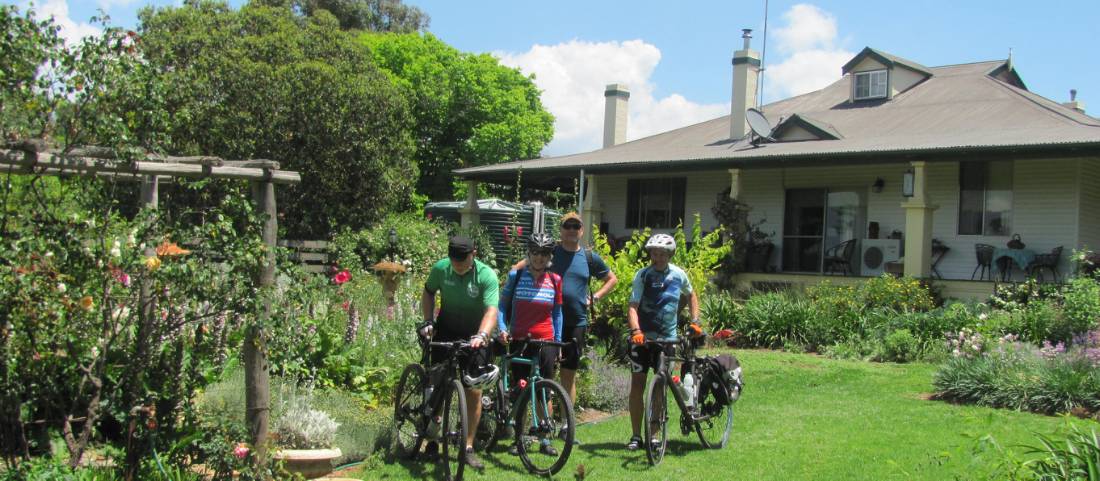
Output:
[475, 338, 575, 476]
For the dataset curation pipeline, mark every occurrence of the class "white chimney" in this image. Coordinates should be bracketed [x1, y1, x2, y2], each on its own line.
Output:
[730, 29, 762, 139]
[1062, 89, 1086, 114]
[603, 83, 630, 148]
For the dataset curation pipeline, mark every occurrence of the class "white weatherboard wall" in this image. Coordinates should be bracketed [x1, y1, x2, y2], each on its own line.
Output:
[599, 158, 1086, 280]
[1079, 157, 1100, 251]
[925, 158, 1079, 280]
[597, 171, 728, 238]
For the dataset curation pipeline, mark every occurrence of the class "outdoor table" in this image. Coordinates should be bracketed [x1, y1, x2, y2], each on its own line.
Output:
[993, 247, 1036, 281]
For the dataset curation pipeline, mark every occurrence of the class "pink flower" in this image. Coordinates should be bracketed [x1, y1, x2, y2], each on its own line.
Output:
[233, 443, 249, 459]
[516, 226, 524, 237]
[332, 270, 351, 285]
[427, 213, 433, 220]
[502, 226, 510, 243]
[342, 300, 350, 310]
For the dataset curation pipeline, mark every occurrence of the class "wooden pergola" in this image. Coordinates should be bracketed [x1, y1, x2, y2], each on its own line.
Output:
[2, 139, 301, 464]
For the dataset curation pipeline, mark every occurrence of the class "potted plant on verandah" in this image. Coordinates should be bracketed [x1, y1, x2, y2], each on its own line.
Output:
[272, 396, 342, 479]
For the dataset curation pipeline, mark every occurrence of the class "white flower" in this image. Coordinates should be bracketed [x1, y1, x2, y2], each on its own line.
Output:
[127, 230, 137, 247]
[112, 306, 131, 320]
[978, 313, 988, 321]
[109, 240, 122, 259]
[44, 251, 54, 258]
[57, 283, 67, 293]
[952, 349, 961, 357]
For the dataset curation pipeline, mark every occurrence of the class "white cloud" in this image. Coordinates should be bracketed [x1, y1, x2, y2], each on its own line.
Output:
[765, 3, 854, 101]
[496, 40, 726, 156]
[24, 0, 101, 44]
[97, 0, 140, 9]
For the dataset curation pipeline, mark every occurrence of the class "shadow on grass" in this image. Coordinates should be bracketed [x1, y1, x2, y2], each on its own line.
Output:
[382, 451, 461, 480]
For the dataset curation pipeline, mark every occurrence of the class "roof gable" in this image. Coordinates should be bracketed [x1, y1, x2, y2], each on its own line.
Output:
[841, 47, 933, 77]
[772, 114, 843, 141]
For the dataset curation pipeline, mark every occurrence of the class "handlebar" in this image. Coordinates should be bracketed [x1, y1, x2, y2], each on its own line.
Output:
[428, 340, 474, 350]
[509, 338, 571, 348]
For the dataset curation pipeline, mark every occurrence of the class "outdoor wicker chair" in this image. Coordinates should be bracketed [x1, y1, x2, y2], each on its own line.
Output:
[971, 243, 994, 281]
[824, 239, 856, 276]
[1027, 246, 1063, 283]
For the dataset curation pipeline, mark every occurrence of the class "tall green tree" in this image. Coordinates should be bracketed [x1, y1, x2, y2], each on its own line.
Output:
[138, 1, 417, 237]
[297, 0, 428, 32]
[360, 32, 554, 200]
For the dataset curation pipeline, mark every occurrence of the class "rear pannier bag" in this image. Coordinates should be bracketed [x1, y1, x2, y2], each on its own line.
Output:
[702, 354, 743, 407]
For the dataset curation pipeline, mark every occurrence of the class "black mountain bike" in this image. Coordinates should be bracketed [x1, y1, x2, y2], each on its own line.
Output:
[475, 339, 575, 476]
[643, 334, 734, 466]
[392, 339, 478, 481]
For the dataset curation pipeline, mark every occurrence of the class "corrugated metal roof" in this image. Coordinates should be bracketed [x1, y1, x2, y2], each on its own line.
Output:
[457, 59, 1100, 181]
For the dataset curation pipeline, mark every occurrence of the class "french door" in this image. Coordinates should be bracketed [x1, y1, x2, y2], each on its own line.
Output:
[782, 189, 864, 273]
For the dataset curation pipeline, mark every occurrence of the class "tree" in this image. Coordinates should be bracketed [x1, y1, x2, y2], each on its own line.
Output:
[360, 32, 554, 200]
[138, 1, 417, 237]
[252, 0, 429, 32]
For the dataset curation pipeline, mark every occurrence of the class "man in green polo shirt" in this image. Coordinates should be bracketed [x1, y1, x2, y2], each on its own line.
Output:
[420, 235, 499, 471]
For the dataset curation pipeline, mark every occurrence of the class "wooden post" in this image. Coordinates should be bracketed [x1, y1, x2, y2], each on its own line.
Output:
[902, 161, 938, 278]
[246, 179, 275, 466]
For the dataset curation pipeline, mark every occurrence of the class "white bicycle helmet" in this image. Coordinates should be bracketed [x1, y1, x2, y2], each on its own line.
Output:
[462, 362, 500, 390]
[645, 233, 676, 253]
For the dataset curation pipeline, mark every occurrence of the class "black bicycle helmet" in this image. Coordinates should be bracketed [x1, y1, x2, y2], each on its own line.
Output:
[527, 232, 555, 251]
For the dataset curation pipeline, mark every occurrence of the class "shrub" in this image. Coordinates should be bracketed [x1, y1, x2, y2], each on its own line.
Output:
[1062, 277, 1100, 338]
[857, 275, 934, 312]
[700, 289, 743, 332]
[933, 339, 1100, 416]
[1022, 425, 1100, 481]
[273, 396, 340, 449]
[737, 291, 813, 349]
[576, 349, 631, 413]
[882, 328, 921, 363]
[329, 212, 497, 276]
[589, 214, 728, 337]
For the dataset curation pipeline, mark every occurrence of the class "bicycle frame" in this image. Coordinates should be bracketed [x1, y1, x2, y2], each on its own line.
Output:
[495, 339, 567, 431]
[649, 338, 708, 427]
[420, 341, 474, 431]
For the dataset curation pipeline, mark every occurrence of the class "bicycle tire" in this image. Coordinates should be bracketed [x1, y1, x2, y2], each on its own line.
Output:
[473, 377, 506, 452]
[514, 378, 575, 475]
[693, 363, 734, 449]
[391, 363, 427, 460]
[643, 373, 669, 466]
[441, 379, 468, 481]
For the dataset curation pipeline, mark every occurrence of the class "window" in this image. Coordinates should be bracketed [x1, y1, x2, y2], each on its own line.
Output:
[854, 70, 888, 100]
[958, 161, 1012, 236]
[626, 178, 686, 229]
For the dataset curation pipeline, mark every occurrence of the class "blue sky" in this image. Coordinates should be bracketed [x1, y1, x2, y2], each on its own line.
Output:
[10, 0, 1099, 156]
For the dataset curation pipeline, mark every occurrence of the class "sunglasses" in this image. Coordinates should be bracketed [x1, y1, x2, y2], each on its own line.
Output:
[561, 222, 582, 230]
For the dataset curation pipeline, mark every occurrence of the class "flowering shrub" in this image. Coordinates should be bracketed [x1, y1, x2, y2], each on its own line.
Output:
[934, 333, 1100, 415]
[576, 349, 631, 412]
[946, 328, 987, 359]
[329, 212, 497, 276]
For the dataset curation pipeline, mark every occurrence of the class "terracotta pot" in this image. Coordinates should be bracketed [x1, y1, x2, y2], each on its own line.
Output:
[273, 448, 341, 479]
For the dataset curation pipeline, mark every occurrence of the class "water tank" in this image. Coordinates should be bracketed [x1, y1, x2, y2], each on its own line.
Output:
[424, 199, 563, 259]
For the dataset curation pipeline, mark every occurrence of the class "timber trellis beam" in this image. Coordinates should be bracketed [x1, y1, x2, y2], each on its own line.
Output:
[3, 139, 301, 472]
[1, 143, 301, 184]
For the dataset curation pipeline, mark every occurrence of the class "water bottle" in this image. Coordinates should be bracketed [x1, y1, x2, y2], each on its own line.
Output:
[682, 373, 695, 408]
[421, 385, 434, 416]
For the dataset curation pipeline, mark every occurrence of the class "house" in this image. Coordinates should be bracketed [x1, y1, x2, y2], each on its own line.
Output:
[454, 30, 1100, 300]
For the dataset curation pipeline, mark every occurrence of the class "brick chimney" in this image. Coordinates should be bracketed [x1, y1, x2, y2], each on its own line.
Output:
[1062, 89, 1086, 114]
[730, 29, 762, 139]
[603, 83, 630, 147]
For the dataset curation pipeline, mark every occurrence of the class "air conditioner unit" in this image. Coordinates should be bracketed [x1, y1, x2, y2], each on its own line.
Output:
[861, 239, 901, 276]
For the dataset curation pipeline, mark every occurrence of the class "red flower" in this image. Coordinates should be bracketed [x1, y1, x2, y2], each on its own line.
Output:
[714, 329, 735, 340]
[502, 226, 510, 243]
[516, 226, 524, 237]
[342, 300, 350, 310]
[426, 213, 433, 220]
[332, 270, 351, 285]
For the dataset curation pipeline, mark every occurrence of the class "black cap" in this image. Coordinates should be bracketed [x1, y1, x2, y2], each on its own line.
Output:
[448, 235, 475, 258]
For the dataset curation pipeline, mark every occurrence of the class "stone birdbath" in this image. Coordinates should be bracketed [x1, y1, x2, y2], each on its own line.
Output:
[370, 260, 406, 317]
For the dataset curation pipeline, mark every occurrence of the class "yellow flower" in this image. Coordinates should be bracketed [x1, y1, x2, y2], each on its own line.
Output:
[143, 256, 162, 271]
[80, 296, 94, 311]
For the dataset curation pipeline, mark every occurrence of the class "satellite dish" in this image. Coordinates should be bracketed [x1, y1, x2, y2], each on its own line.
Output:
[745, 108, 774, 146]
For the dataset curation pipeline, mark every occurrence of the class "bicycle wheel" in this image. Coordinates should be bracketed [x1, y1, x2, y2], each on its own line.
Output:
[693, 367, 734, 449]
[440, 379, 468, 481]
[513, 378, 575, 475]
[643, 373, 669, 466]
[391, 363, 426, 460]
[473, 377, 506, 452]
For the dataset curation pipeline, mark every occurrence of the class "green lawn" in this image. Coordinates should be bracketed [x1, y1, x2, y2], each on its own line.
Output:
[363, 350, 1095, 480]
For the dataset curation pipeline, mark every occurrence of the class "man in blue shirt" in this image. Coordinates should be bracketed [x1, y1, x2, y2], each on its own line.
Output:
[625, 233, 701, 451]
